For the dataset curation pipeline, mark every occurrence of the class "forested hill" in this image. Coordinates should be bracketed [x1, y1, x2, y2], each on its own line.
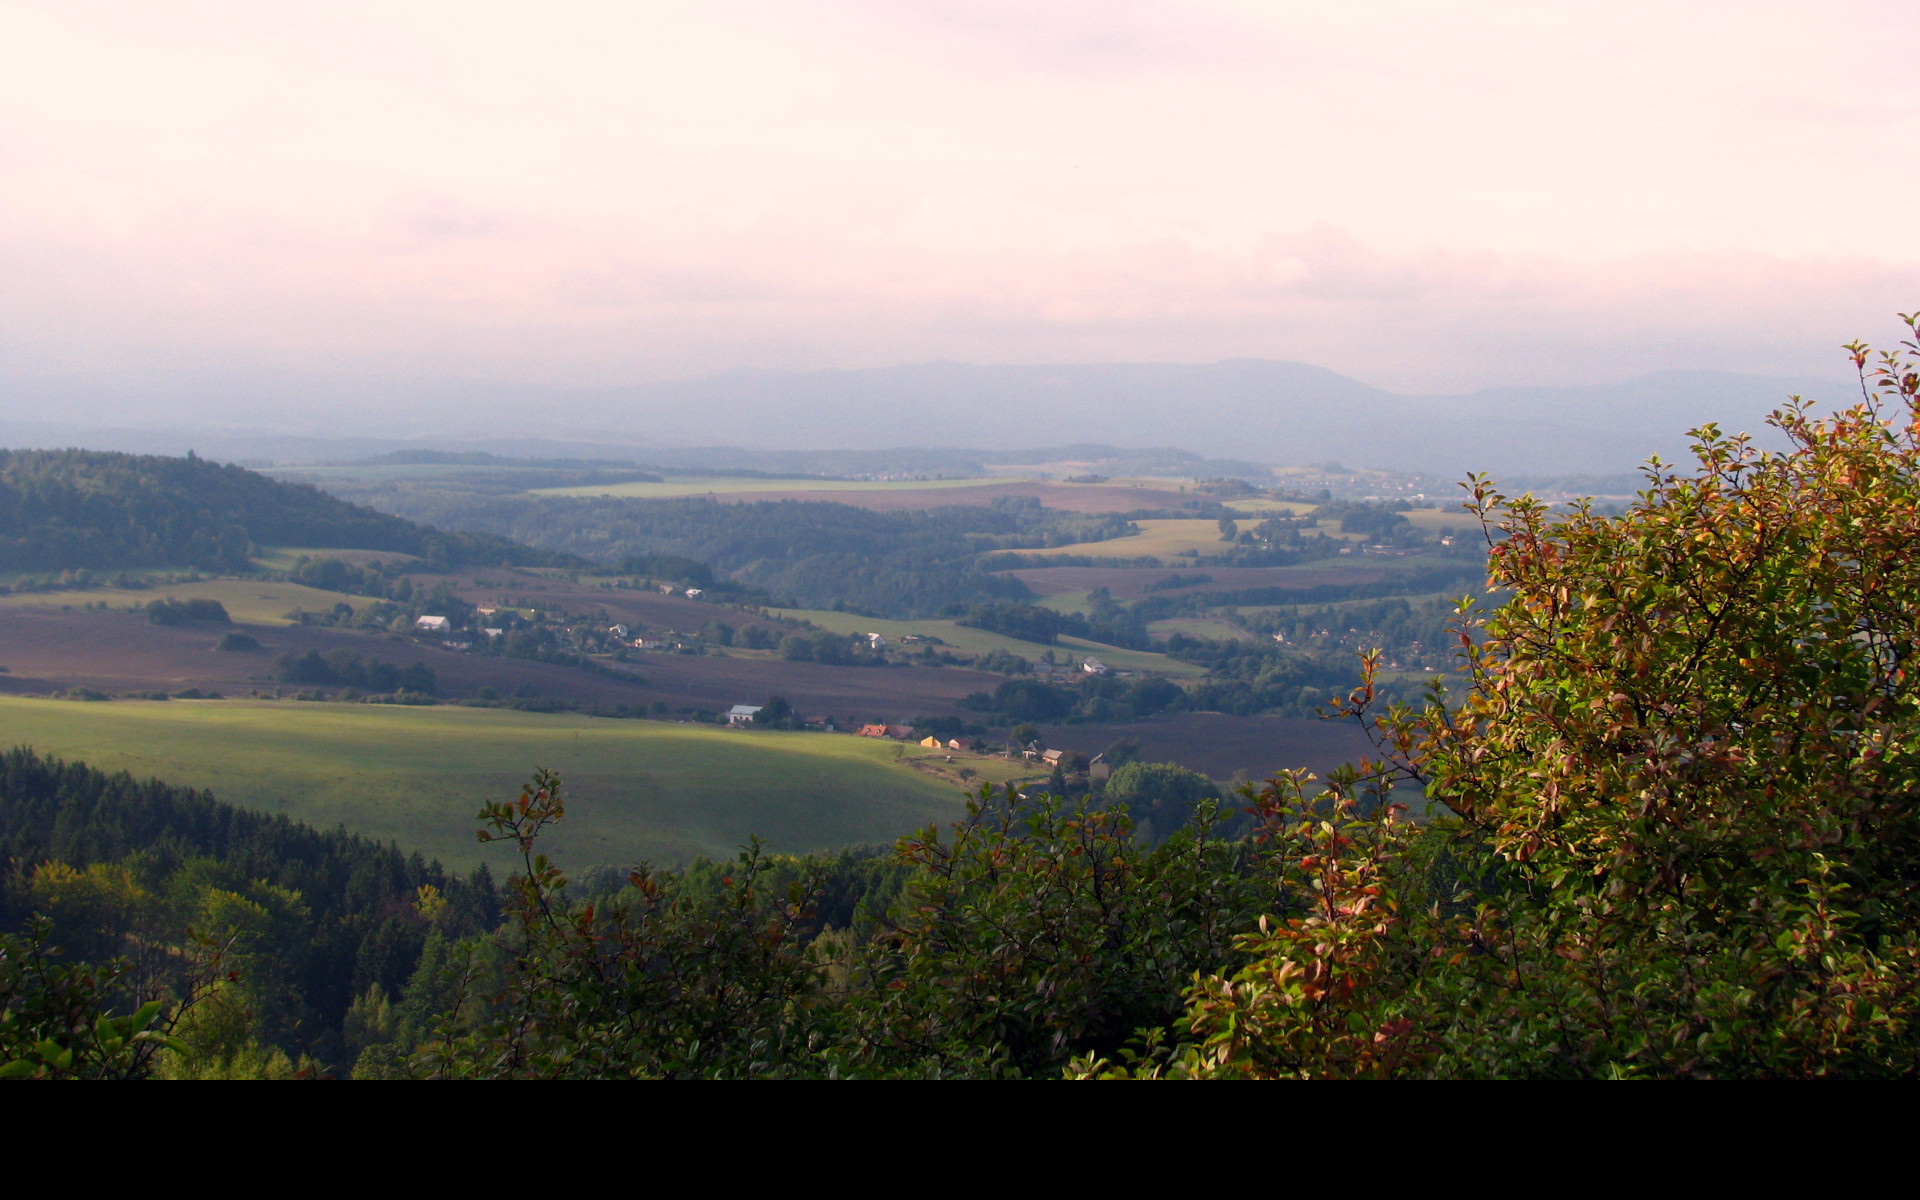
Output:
[0, 448, 576, 571]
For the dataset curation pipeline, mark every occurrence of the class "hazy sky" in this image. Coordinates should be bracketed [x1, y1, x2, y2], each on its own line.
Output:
[4, 0, 1918, 417]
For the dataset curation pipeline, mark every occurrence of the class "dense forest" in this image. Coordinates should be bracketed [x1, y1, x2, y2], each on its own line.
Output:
[0, 449, 575, 573]
[0, 748, 499, 1074]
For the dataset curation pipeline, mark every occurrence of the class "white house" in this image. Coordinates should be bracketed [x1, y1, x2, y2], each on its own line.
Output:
[727, 704, 762, 725]
[1081, 657, 1109, 675]
[415, 615, 451, 634]
[481, 627, 505, 640]
[685, 588, 703, 598]
[866, 632, 887, 649]
[608, 624, 629, 639]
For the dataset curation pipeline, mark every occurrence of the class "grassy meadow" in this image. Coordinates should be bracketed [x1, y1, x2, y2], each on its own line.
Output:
[0, 578, 386, 626]
[0, 696, 970, 871]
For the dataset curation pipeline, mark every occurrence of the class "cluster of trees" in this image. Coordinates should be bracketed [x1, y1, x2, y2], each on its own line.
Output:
[776, 631, 889, 666]
[0, 450, 572, 573]
[145, 598, 231, 626]
[958, 673, 1189, 725]
[955, 592, 1150, 649]
[275, 650, 438, 696]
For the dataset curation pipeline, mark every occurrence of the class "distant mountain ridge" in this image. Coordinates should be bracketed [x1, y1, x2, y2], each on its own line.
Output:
[525, 360, 1850, 475]
[0, 360, 1859, 475]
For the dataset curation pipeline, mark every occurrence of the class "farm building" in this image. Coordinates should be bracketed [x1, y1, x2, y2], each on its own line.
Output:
[415, 615, 451, 634]
[686, 588, 703, 597]
[919, 736, 942, 748]
[858, 724, 890, 738]
[608, 624, 629, 639]
[947, 738, 967, 752]
[866, 632, 887, 649]
[1081, 657, 1108, 675]
[1041, 749, 1067, 767]
[727, 704, 762, 725]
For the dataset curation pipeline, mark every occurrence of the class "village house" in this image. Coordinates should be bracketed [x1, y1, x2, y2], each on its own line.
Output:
[946, 737, 967, 752]
[1041, 749, 1067, 767]
[1081, 657, 1108, 675]
[685, 588, 703, 598]
[858, 724, 890, 738]
[919, 736, 942, 749]
[414, 615, 451, 634]
[608, 624, 629, 639]
[727, 704, 762, 726]
[866, 632, 886, 649]
[481, 627, 504, 640]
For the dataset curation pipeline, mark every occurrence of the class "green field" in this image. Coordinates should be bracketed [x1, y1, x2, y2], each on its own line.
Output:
[768, 608, 1206, 678]
[530, 475, 1017, 499]
[0, 697, 968, 871]
[0, 577, 384, 625]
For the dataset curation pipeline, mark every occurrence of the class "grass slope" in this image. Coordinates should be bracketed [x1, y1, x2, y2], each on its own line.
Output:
[0, 696, 966, 871]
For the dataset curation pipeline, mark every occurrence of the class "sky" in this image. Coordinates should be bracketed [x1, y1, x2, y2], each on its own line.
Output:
[3, 0, 1919, 428]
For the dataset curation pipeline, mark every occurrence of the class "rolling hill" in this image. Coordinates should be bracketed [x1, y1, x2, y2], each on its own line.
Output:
[0, 448, 577, 572]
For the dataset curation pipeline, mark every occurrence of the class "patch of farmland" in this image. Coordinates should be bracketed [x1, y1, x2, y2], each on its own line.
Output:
[0, 696, 968, 870]
[1034, 712, 1376, 783]
[996, 519, 1238, 562]
[1401, 508, 1485, 533]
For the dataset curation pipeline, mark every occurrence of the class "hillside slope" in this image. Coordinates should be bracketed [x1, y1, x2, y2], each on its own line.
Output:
[0, 448, 576, 572]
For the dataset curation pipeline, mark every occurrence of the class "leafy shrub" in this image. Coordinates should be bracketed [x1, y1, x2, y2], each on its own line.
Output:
[215, 632, 260, 652]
